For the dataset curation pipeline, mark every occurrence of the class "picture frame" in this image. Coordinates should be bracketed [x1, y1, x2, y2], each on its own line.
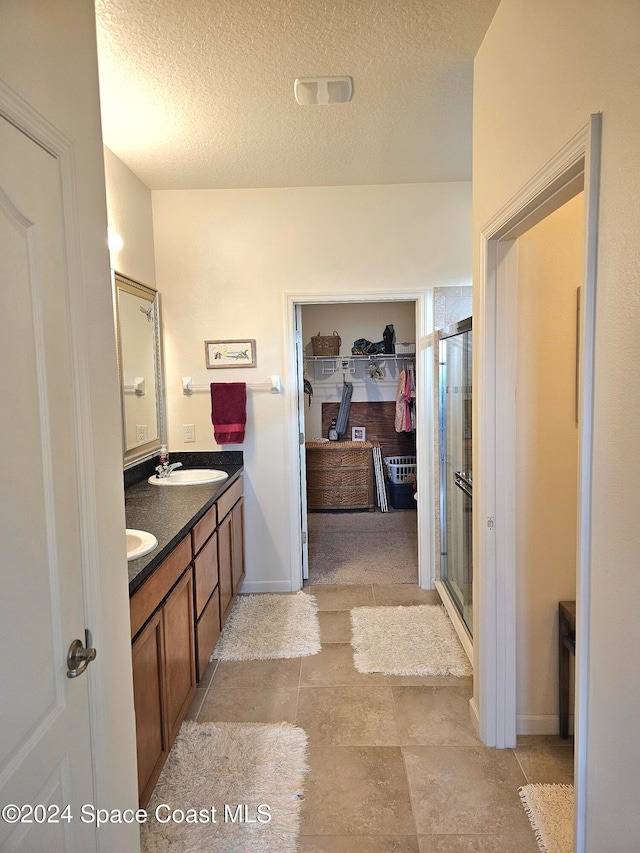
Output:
[352, 426, 366, 442]
[205, 339, 256, 368]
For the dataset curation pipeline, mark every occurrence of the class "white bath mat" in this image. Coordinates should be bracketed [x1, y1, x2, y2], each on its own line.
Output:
[212, 591, 321, 661]
[141, 720, 309, 853]
[519, 784, 574, 853]
[350, 605, 472, 676]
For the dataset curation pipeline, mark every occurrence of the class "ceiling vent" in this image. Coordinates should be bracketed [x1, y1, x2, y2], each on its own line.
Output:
[294, 77, 353, 105]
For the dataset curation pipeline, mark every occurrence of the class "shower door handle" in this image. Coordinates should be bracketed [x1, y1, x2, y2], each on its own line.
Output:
[454, 471, 473, 499]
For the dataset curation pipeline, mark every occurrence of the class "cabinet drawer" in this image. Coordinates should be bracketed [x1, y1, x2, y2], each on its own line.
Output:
[192, 503, 217, 555]
[216, 475, 243, 523]
[306, 449, 370, 469]
[307, 486, 373, 510]
[196, 587, 220, 683]
[130, 536, 191, 639]
[193, 531, 218, 619]
[306, 466, 370, 490]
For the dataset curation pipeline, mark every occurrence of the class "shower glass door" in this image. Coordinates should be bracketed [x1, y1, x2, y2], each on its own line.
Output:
[439, 317, 473, 635]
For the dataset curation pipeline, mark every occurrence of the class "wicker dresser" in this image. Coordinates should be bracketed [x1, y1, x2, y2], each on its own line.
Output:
[305, 440, 377, 511]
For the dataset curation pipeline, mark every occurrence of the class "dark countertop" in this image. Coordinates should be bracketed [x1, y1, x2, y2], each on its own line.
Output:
[125, 452, 243, 595]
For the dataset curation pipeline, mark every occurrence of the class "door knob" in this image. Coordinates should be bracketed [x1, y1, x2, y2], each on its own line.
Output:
[66, 631, 97, 678]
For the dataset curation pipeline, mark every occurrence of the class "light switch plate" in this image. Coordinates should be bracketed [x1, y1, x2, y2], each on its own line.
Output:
[136, 425, 148, 443]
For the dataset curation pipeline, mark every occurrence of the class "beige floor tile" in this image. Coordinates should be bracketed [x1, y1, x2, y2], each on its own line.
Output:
[210, 657, 301, 691]
[196, 658, 218, 688]
[514, 735, 575, 784]
[304, 584, 375, 611]
[318, 610, 352, 643]
[301, 746, 416, 836]
[297, 685, 399, 746]
[197, 686, 298, 724]
[390, 675, 474, 688]
[372, 585, 443, 607]
[403, 746, 531, 836]
[185, 688, 207, 721]
[418, 833, 539, 852]
[393, 687, 478, 746]
[300, 643, 386, 687]
[299, 836, 420, 852]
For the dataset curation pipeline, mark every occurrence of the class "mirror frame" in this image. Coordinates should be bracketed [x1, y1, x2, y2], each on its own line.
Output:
[112, 271, 165, 467]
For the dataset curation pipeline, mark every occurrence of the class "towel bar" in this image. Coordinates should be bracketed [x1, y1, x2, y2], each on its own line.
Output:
[182, 376, 281, 394]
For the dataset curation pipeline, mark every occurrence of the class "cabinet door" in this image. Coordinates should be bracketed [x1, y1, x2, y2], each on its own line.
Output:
[231, 497, 245, 592]
[131, 611, 167, 807]
[218, 512, 233, 627]
[193, 531, 218, 619]
[163, 569, 196, 746]
[196, 587, 221, 683]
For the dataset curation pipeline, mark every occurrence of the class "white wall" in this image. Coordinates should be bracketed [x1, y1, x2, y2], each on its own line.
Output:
[301, 301, 416, 439]
[303, 301, 416, 354]
[516, 193, 583, 733]
[0, 2, 139, 849]
[474, 2, 640, 848]
[152, 182, 471, 590]
[104, 146, 156, 286]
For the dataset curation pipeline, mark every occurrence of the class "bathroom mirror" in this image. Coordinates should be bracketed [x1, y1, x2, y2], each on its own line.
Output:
[113, 272, 165, 466]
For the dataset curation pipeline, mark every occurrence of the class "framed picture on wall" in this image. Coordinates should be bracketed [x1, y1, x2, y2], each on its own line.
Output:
[352, 426, 366, 442]
[205, 339, 256, 368]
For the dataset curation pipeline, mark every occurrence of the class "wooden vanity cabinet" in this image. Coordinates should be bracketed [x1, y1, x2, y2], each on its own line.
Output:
[130, 536, 195, 807]
[130, 473, 245, 803]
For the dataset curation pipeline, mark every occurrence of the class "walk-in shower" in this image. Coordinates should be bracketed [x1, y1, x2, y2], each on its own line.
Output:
[439, 317, 473, 636]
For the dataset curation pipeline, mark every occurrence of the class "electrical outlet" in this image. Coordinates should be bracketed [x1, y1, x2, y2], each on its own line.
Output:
[183, 424, 195, 443]
[136, 424, 148, 444]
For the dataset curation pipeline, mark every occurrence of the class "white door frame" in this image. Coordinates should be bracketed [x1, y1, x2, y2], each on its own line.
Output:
[476, 115, 601, 852]
[284, 290, 432, 592]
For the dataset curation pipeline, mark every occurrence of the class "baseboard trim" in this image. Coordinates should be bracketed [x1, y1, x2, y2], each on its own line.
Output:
[469, 696, 480, 738]
[434, 580, 473, 664]
[239, 580, 294, 593]
[516, 714, 574, 736]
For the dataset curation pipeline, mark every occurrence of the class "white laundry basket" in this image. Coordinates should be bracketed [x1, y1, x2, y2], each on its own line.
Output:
[384, 455, 417, 484]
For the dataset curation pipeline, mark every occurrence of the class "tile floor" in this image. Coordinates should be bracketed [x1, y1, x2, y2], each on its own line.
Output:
[188, 584, 574, 852]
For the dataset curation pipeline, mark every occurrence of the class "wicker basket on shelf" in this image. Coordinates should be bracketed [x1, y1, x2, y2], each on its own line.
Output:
[311, 331, 341, 356]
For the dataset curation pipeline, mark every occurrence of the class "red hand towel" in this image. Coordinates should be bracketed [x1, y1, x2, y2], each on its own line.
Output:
[210, 382, 247, 444]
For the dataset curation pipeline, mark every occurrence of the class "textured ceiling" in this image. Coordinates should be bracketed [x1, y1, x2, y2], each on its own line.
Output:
[95, 0, 499, 189]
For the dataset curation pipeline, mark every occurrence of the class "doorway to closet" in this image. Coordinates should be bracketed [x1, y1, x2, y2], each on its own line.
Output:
[299, 299, 418, 587]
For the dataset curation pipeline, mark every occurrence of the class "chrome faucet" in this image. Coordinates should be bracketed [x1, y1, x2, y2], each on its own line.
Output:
[154, 461, 183, 479]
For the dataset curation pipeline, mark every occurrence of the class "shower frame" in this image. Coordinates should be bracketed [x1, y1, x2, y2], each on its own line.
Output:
[437, 317, 473, 648]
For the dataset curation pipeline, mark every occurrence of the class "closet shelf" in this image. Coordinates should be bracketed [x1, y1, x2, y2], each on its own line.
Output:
[304, 353, 415, 363]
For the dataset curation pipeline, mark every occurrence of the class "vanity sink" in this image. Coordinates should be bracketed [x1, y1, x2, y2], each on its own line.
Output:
[148, 469, 229, 486]
[126, 529, 158, 561]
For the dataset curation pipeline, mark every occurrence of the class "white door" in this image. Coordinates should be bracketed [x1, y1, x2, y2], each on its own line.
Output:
[0, 115, 97, 852]
[294, 306, 309, 580]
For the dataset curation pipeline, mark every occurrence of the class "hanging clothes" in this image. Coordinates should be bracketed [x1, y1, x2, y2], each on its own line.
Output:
[395, 365, 416, 433]
[395, 369, 409, 433]
[404, 369, 412, 431]
[409, 364, 416, 431]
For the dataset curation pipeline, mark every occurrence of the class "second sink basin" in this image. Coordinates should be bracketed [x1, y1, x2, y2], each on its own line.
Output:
[148, 468, 229, 486]
[126, 529, 158, 561]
